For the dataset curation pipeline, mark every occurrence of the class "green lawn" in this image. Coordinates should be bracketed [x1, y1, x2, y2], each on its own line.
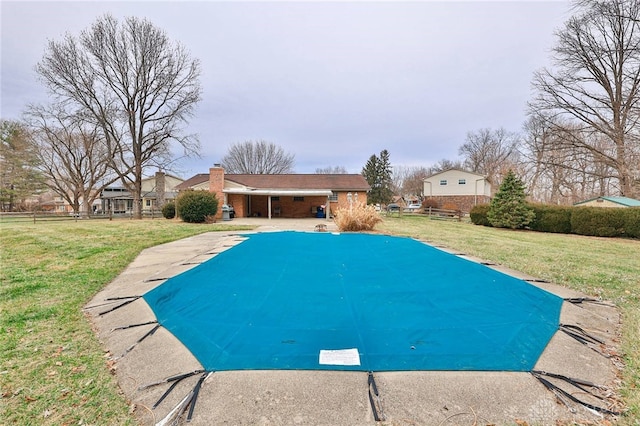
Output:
[0, 219, 254, 425]
[1, 217, 638, 424]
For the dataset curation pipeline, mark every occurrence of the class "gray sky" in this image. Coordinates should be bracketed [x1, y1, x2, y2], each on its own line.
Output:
[1, 0, 569, 176]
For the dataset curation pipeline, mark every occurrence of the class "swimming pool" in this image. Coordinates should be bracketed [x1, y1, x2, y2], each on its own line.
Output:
[143, 231, 562, 372]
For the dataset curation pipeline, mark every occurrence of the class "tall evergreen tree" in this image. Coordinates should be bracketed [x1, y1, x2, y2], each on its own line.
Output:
[377, 149, 394, 204]
[487, 170, 535, 229]
[362, 150, 393, 205]
[0, 120, 45, 211]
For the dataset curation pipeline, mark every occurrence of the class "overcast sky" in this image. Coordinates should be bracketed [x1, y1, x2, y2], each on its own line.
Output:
[1, 0, 570, 176]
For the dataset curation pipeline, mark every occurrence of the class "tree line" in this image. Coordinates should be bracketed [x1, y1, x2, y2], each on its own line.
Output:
[1, 14, 201, 217]
[2, 0, 640, 215]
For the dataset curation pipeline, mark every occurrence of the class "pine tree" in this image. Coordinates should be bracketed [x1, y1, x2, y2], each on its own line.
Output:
[487, 170, 535, 229]
[362, 150, 393, 205]
[377, 150, 394, 205]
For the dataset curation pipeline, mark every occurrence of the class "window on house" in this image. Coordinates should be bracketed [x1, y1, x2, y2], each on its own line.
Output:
[458, 179, 466, 185]
[328, 192, 338, 202]
[146, 199, 151, 207]
[440, 179, 447, 185]
[271, 196, 280, 201]
[293, 196, 304, 202]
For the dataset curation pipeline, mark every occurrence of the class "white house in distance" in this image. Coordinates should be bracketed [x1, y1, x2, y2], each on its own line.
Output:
[99, 172, 183, 214]
[423, 169, 491, 213]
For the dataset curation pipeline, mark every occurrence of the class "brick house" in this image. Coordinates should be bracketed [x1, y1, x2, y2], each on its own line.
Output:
[177, 167, 370, 219]
[423, 169, 491, 213]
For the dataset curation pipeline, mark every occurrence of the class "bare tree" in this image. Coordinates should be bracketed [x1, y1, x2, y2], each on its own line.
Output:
[221, 140, 295, 174]
[529, 0, 640, 197]
[428, 158, 465, 174]
[315, 165, 348, 174]
[520, 114, 619, 204]
[392, 165, 430, 198]
[35, 14, 202, 218]
[459, 128, 519, 186]
[26, 104, 119, 216]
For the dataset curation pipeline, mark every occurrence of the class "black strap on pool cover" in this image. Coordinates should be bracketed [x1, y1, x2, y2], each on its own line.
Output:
[111, 320, 157, 332]
[141, 370, 207, 408]
[531, 370, 619, 416]
[153, 371, 212, 425]
[368, 371, 384, 422]
[139, 369, 206, 391]
[115, 323, 160, 360]
[559, 323, 610, 358]
[564, 297, 614, 307]
[98, 295, 141, 316]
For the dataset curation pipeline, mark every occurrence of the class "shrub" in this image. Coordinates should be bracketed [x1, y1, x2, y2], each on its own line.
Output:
[176, 191, 219, 224]
[470, 204, 491, 226]
[161, 201, 176, 219]
[624, 208, 640, 238]
[334, 204, 382, 232]
[571, 207, 626, 237]
[422, 198, 439, 209]
[529, 204, 573, 234]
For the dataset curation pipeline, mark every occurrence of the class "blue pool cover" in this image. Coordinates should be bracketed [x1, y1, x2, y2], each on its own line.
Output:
[143, 231, 563, 372]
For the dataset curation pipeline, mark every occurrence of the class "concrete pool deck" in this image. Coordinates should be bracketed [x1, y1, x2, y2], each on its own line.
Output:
[85, 218, 623, 425]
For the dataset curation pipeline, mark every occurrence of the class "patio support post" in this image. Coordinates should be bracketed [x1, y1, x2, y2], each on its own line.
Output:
[326, 196, 330, 220]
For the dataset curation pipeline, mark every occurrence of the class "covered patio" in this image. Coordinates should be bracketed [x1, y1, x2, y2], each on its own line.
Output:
[210, 168, 370, 220]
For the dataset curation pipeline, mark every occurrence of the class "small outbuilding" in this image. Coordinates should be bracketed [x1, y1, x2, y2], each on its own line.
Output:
[573, 196, 640, 208]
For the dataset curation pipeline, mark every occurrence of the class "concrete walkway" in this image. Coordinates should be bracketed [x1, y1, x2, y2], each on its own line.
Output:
[85, 219, 623, 425]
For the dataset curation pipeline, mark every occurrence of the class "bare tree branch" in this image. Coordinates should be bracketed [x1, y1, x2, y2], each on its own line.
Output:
[35, 14, 202, 218]
[221, 140, 295, 174]
[529, 0, 640, 197]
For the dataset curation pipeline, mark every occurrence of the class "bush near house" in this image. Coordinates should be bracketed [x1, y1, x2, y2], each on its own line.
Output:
[470, 204, 492, 227]
[176, 191, 219, 223]
[162, 201, 176, 219]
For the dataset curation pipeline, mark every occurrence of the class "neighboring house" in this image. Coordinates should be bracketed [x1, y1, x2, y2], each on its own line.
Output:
[423, 169, 491, 213]
[574, 196, 640, 208]
[38, 192, 72, 213]
[36, 190, 102, 214]
[99, 172, 183, 214]
[179, 167, 371, 219]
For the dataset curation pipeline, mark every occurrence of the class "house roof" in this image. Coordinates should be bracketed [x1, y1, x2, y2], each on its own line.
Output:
[175, 174, 209, 190]
[574, 196, 640, 207]
[224, 174, 370, 191]
[424, 168, 486, 180]
[176, 173, 371, 194]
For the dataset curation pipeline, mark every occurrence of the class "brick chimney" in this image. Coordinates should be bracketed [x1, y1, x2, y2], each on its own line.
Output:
[155, 171, 166, 209]
[209, 165, 225, 218]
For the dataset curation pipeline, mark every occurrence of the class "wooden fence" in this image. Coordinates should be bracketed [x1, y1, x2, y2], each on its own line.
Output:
[0, 210, 165, 224]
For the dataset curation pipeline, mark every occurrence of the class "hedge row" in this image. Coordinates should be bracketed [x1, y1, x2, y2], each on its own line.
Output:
[470, 204, 640, 238]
